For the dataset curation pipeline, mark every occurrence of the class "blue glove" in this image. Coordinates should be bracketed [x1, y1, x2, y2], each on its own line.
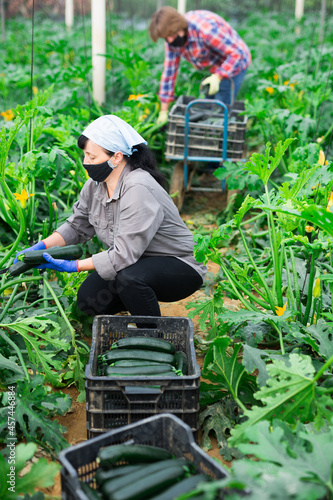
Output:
[14, 240, 46, 264]
[36, 253, 79, 273]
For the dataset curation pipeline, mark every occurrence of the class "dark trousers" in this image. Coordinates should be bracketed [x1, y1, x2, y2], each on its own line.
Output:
[77, 256, 203, 317]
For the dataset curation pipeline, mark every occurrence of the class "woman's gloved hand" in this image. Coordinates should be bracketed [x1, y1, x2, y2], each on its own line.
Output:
[201, 74, 221, 96]
[36, 253, 79, 273]
[14, 240, 46, 264]
[156, 110, 169, 125]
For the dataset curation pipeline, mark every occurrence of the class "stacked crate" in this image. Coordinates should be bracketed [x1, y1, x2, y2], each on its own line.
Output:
[85, 316, 201, 439]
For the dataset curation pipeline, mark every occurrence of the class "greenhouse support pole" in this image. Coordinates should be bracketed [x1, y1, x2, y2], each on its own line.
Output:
[65, 0, 74, 30]
[295, 0, 304, 20]
[177, 0, 186, 14]
[1, 0, 5, 42]
[319, 0, 326, 43]
[92, 0, 106, 106]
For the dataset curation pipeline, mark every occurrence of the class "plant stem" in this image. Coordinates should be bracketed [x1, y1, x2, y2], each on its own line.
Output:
[269, 320, 285, 355]
[283, 246, 296, 311]
[238, 225, 276, 310]
[42, 278, 77, 349]
[313, 354, 333, 382]
[302, 251, 317, 326]
[0, 284, 19, 322]
[0, 329, 30, 380]
[265, 184, 283, 306]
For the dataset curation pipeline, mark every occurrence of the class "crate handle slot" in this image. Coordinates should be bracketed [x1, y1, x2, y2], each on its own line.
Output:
[124, 385, 163, 402]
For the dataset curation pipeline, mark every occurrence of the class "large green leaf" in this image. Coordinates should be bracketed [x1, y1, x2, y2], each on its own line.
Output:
[0, 375, 71, 453]
[202, 337, 257, 408]
[229, 353, 333, 445]
[0, 442, 60, 499]
[199, 402, 243, 462]
[1, 315, 70, 386]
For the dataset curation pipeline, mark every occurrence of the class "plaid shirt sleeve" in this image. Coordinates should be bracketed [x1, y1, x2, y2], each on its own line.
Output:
[196, 13, 251, 79]
[158, 43, 181, 104]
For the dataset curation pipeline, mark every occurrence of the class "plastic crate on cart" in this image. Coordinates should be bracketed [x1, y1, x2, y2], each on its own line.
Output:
[85, 315, 200, 438]
[59, 414, 229, 500]
[165, 95, 247, 161]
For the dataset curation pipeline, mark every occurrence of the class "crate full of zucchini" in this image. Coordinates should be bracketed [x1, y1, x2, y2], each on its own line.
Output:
[85, 316, 200, 439]
[59, 414, 229, 500]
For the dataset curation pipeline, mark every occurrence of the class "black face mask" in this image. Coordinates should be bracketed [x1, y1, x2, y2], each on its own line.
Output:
[168, 34, 187, 48]
[84, 159, 114, 182]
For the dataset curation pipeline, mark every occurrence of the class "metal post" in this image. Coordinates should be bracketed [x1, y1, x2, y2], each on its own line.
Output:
[65, 0, 74, 30]
[92, 0, 106, 106]
[177, 0, 186, 15]
[295, 0, 304, 20]
[319, 0, 326, 43]
[1, 0, 5, 42]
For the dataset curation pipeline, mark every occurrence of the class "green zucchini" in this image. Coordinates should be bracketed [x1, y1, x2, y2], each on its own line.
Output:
[148, 473, 210, 500]
[8, 261, 34, 277]
[97, 444, 172, 468]
[111, 360, 167, 367]
[100, 349, 175, 366]
[174, 351, 188, 375]
[105, 364, 174, 377]
[95, 464, 144, 486]
[79, 481, 101, 500]
[8, 245, 83, 277]
[100, 458, 186, 498]
[23, 245, 83, 264]
[112, 337, 175, 354]
[110, 464, 187, 500]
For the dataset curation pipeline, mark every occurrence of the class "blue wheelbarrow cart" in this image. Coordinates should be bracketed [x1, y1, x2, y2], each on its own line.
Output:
[165, 96, 247, 211]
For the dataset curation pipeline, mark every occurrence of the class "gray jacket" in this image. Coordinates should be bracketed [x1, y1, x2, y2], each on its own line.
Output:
[56, 164, 207, 281]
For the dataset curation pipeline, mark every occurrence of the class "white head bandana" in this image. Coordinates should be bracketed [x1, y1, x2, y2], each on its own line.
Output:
[82, 115, 147, 156]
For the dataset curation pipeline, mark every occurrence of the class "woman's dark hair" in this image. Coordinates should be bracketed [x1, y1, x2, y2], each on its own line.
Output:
[78, 135, 167, 190]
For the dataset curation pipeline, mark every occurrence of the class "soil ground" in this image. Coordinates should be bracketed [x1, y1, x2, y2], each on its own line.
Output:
[44, 186, 233, 498]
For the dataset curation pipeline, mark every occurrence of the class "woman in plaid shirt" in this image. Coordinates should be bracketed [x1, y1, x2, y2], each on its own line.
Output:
[149, 7, 251, 124]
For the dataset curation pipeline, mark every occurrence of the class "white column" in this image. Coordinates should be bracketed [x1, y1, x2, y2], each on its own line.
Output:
[1, 0, 5, 42]
[295, 0, 304, 20]
[319, 0, 326, 43]
[65, 0, 74, 29]
[92, 0, 106, 106]
[177, 0, 186, 15]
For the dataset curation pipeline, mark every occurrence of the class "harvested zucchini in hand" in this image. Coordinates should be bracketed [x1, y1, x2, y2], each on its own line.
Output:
[112, 337, 175, 354]
[23, 245, 83, 264]
[97, 444, 172, 468]
[8, 245, 83, 277]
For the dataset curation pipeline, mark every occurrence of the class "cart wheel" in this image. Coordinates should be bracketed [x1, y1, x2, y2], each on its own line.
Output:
[169, 161, 185, 211]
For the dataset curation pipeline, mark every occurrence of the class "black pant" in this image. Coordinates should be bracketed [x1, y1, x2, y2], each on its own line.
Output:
[77, 256, 203, 317]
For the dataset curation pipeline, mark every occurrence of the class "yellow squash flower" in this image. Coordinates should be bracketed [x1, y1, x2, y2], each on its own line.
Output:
[284, 80, 289, 85]
[14, 189, 34, 208]
[326, 191, 333, 213]
[128, 93, 146, 101]
[305, 225, 315, 233]
[1, 109, 14, 121]
[265, 87, 274, 94]
[318, 150, 325, 166]
[273, 73, 279, 81]
[275, 302, 287, 316]
[313, 278, 321, 299]
[32, 86, 38, 95]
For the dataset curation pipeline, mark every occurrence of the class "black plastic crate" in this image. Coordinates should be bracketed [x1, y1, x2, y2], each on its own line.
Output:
[165, 95, 247, 161]
[85, 316, 200, 438]
[59, 414, 229, 500]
